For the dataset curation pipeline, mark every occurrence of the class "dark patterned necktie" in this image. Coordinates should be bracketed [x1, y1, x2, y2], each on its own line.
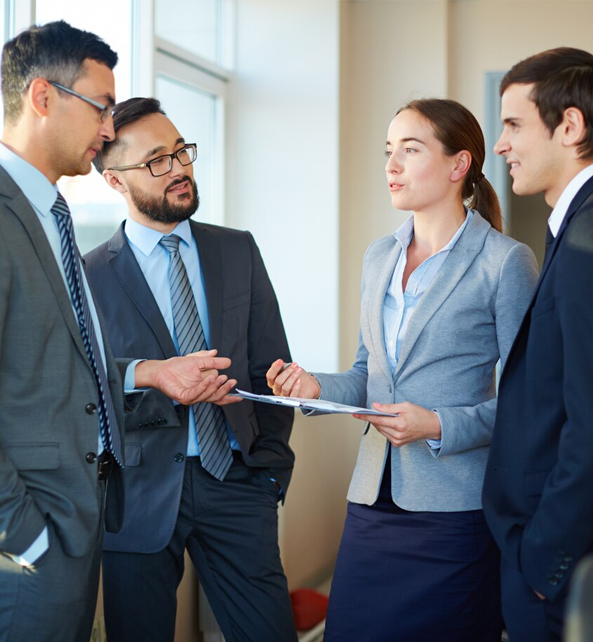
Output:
[160, 234, 232, 481]
[51, 192, 122, 465]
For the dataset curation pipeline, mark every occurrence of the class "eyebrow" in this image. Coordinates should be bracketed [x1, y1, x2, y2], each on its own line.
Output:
[385, 137, 426, 146]
[143, 138, 186, 160]
[502, 117, 522, 125]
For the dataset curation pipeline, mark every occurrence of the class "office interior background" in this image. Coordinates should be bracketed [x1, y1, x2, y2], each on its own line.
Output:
[2, 0, 592, 639]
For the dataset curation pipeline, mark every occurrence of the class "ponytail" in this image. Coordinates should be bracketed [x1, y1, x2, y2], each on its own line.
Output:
[469, 176, 503, 233]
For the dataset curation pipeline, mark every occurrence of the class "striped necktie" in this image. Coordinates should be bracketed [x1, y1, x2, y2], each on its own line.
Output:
[160, 234, 232, 481]
[51, 192, 122, 465]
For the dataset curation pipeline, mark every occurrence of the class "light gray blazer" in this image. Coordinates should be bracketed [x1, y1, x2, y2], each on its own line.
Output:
[313, 211, 539, 511]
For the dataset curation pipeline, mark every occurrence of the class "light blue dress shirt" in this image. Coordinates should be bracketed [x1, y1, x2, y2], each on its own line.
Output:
[383, 209, 473, 449]
[124, 217, 239, 456]
[0, 143, 137, 565]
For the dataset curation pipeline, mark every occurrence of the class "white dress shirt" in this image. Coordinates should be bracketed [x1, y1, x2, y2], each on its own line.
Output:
[548, 163, 593, 237]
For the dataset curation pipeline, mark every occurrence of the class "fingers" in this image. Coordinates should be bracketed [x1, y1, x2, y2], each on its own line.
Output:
[266, 359, 287, 390]
[192, 356, 231, 371]
[271, 362, 302, 397]
[188, 349, 218, 358]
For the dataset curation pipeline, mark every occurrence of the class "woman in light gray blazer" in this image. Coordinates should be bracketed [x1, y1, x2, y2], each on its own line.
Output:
[267, 99, 539, 642]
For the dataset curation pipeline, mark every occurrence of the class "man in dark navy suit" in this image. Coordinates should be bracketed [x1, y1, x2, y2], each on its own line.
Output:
[483, 47, 593, 642]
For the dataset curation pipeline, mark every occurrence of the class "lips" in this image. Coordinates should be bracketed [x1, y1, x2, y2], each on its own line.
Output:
[166, 179, 191, 195]
[389, 182, 405, 191]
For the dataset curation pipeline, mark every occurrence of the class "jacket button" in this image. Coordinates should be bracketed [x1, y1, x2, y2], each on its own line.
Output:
[559, 562, 569, 570]
[174, 453, 185, 463]
[86, 452, 97, 464]
[550, 579, 559, 585]
[565, 554, 573, 561]
[85, 403, 97, 415]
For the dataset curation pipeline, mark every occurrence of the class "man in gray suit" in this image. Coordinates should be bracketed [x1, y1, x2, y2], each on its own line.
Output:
[84, 98, 296, 642]
[0, 22, 233, 642]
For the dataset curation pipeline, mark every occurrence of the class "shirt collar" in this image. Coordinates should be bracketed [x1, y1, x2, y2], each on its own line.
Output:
[124, 216, 193, 257]
[0, 142, 58, 215]
[548, 163, 593, 237]
[393, 209, 473, 252]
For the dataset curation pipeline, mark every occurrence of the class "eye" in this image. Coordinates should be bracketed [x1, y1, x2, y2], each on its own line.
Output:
[149, 156, 168, 169]
[384, 149, 392, 158]
[404, 147, 417, 155]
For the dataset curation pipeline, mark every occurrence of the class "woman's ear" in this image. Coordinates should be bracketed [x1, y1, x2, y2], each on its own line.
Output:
[451, 150, 472, 183]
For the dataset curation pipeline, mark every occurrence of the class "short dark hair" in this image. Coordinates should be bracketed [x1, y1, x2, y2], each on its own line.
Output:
[500, 47, 593, 160]
[1, 20, 118, 126]
[93, 97, 166, 173]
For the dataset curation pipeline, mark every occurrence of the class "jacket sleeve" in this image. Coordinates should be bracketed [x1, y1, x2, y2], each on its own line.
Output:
[432, 242, 539, 457]
[245, 233, 295, 489]
[0, 234, 47, 557]
[520, 210, 593, 600]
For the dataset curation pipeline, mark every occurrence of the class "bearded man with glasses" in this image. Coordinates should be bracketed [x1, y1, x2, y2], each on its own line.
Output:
[84, 97, 297, 642]
[0, 22, 236, 642]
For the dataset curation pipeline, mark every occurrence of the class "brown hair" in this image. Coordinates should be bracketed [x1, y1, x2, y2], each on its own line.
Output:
[500, 47, 593, 160]
[397, 98, 503, 233]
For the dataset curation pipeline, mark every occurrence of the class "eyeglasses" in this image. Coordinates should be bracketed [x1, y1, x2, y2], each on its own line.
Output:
[48, 81, 115, 123]
[107, 143, 198, 177]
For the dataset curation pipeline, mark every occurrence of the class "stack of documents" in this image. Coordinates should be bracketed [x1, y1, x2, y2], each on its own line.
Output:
[231, 389, 398, 416]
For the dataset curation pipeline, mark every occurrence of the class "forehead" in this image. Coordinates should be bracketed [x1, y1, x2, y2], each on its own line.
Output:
[500, 83, 539, 119]
[387, 109, 435, 142]
[118, 113, 183, 155]
[73, 59, 115, 97]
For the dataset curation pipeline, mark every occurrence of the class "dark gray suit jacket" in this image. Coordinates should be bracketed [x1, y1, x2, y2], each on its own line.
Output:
[84, 220, 294, 553]
[0, 166, 127, 560]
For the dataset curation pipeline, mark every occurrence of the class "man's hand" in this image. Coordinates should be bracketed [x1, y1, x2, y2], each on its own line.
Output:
[353, 402, 441, 447]
[135, 349, 237, 405]
[266, 359, 320, 399]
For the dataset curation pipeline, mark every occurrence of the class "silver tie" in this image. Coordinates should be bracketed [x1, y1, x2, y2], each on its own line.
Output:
[160, 234, 232, 480]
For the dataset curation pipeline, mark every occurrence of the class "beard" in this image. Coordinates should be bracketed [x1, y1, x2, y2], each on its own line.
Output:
[129, 177, 200, 224]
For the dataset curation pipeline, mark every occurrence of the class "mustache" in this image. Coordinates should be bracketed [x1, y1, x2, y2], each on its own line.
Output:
[165, 177, 192, 194]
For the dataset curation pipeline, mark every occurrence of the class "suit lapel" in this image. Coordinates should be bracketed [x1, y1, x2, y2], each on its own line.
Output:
[192, 222, 224, 351]
[367, 240, 402, 383]
[394, 212, 490, 378]
[532, 175, 593, 301]
[107, 223, 177, 358]
[5, 187, 90, 366]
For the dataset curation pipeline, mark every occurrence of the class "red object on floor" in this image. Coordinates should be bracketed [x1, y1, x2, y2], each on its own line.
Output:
[290, 588, 329, 630]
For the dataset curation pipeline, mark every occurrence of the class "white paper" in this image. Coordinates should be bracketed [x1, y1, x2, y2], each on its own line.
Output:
[232, 389, 398, 417]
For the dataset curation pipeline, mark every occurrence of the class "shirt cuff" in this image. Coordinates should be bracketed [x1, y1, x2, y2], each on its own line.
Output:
[9, 526, 49, 567]
[426, 410, 443, 450]
[124, 359, 147, 393]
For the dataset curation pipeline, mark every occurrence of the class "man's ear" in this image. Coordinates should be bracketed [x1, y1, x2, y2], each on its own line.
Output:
[102, 169, 128, 195]
[451, 150, 472, 183]
[561, 107, 587, 151]
[27, 78, 52, 118]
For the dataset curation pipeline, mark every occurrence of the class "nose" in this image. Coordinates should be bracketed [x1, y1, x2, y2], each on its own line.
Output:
[385, 153, 402, 174]
[493, 130, 509, 156]
[100, 113, 115, 142]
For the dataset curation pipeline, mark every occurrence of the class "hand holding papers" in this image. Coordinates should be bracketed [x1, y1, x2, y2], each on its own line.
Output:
[232, 389, 399, 417]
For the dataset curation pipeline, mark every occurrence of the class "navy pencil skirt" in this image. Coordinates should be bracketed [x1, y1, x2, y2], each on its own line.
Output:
[324, 453, 503, 642]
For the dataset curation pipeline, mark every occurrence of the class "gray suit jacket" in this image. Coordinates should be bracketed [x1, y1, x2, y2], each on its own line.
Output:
[84, 220, 294, 553]
[314, 212, 539, 511]
[0, 166, 127, 560]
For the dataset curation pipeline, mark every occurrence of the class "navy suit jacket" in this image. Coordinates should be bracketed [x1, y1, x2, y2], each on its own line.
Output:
[84, 220, 294, 553]
[483, 174, 593, 601]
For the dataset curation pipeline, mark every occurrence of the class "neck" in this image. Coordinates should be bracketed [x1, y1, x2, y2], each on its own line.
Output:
[410, 200, 466, 255]
[2, 127, 60, 184]
[128, 207, 179, 234]
[545, 159, 593, 208]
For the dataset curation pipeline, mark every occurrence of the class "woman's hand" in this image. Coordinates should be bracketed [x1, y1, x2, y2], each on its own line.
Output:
[266, 359, 321, 399]
[353, 402, 442, 447]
